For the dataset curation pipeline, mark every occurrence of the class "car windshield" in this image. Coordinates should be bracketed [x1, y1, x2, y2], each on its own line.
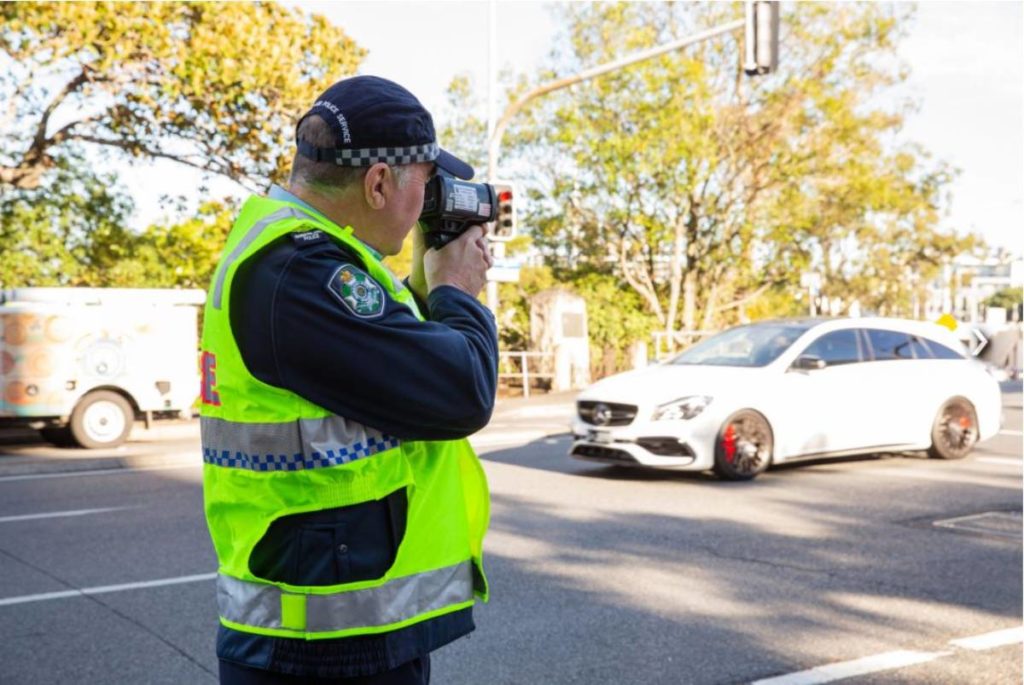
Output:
[669, 324, 809, 368]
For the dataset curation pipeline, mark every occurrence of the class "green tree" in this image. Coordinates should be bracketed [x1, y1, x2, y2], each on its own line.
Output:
[986, 287, 1023, 311]
[87, 199, 238, 288]
[0, 157, 236, 289]
[0, 156, 133, 286]
[438, 64, 666, 369]
[1, 1, 365, 192]
[506, 2, 973, 338]
[571, 271, 657, 374]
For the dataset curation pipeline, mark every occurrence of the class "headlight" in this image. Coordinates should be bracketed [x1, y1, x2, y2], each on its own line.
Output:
[652, 395, 712, 421]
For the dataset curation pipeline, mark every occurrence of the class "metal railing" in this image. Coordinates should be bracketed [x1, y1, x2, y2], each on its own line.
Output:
[498, 351, 554, 398]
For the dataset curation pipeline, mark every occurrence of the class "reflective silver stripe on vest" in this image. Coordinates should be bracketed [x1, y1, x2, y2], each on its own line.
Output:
[201, 415, 400, 472]
[211, 208, 309, 310]
[218, 561, 474, 632]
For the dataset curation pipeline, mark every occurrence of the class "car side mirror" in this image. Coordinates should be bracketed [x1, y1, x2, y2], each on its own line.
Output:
[792, 355, 826, 371]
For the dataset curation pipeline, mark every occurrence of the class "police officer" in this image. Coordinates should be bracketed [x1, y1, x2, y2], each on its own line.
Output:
[200, 76, 497, 684]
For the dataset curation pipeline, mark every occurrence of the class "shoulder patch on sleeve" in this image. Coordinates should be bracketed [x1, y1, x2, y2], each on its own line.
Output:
[326, 264, 386, 318]
[291, 229, 328, 246]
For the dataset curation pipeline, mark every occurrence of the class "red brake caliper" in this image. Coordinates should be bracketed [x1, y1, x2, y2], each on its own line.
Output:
[723, 425, 737, 463]
[958, 415, 972, 445]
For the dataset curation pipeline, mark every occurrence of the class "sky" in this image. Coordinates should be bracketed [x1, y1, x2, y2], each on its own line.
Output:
[124, 1, 1022, 254]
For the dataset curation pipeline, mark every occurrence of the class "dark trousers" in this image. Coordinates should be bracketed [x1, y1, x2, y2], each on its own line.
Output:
[218, 656, 430, 685]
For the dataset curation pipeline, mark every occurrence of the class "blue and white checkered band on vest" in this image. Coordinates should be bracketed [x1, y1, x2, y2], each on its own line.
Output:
[296, 141, 440, 167]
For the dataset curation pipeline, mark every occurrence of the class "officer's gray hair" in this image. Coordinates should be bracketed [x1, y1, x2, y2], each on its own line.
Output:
[290, 115, 409, 194]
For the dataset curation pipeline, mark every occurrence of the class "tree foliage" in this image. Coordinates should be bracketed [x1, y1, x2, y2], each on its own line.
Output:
[0, 156, 132, 286]
[986, 287, 1023, 311]
[1, 1, 365, 192]
[88, 199, 238, 288]
[0, 160, 235, 289]
[504, 2, 975, 338]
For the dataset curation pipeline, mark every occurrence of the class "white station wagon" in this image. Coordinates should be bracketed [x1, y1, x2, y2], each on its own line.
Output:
[570, 318, 1002, 480]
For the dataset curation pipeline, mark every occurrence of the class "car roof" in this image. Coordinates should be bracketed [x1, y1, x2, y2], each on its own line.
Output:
[754, 316, 964, 349]
[754, 317, 833, 328]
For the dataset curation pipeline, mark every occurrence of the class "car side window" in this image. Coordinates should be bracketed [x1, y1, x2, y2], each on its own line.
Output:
[907, 335, 934, 359]
[925, 338, 967, 360]
[865, 329, 917, 360]
[800, 329, 862, 366]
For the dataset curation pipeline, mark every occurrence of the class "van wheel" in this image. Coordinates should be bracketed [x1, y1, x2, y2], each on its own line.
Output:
[69, 391, 134, 449]
[928, 397, 977, 460]
[713, 410, 773, 481]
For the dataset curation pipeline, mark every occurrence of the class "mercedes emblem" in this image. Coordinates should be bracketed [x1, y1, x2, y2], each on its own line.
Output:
[592, 403, 612, 426]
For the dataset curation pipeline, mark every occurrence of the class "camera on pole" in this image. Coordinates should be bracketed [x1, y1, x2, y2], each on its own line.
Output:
[490, 181, 517, 241]
[744, 1, 779, 76]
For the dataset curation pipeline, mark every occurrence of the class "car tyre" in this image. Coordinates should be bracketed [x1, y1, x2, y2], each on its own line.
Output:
[69, 390, 134, 449]
[927, 397, 978, 460]
[713, 410, 773, 481]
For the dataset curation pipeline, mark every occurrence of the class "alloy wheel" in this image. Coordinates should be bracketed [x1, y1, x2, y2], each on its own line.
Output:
[937, 400, 977, 458]
[715, 411, 773, 480]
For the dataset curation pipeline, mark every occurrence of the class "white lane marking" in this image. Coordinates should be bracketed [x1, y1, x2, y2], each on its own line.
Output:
[998, 429, 1023, 436]
[0, 462, 197, 483]
[751, 650, 951, 685]
[932, 511, 1017, 525]
[0, 506, 134, 524]
[949, 626, 1024, 651]
[976, 456, 1022, 467]
[0, 572, 217, 607]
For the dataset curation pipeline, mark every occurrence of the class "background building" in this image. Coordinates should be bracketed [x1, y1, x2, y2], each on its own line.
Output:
[926, 248, 1023, 324]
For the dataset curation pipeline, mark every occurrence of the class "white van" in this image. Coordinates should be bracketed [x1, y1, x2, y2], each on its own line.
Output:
[0, 288, 204, 448]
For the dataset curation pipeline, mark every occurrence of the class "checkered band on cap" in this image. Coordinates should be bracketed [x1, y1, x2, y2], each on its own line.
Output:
[297, 140, 439, 167]
[336, 141, 439, 167]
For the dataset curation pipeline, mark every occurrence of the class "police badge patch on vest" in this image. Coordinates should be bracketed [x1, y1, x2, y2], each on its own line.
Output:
[327, 264, 385, 318]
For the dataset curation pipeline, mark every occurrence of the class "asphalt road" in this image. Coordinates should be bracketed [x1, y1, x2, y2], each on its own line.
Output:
[0, 388, 1020, 684]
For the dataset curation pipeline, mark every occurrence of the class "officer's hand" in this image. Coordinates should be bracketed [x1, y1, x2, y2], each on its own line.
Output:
[424, 224, 493, 298]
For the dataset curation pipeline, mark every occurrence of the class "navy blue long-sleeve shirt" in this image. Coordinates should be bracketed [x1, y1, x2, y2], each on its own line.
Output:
[231, 231, 498, 439]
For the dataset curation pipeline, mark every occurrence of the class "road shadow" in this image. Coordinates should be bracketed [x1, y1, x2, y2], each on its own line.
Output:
[14, 434, 1014, 685]
[432, 460, 1023, 684]
[478, 432, 936, 482]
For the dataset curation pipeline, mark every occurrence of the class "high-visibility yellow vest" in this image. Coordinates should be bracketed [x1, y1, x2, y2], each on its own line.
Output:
[200, 195, 489, 640]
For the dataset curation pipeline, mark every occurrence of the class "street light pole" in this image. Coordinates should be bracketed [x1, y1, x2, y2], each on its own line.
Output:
[485, 19, 745, 184]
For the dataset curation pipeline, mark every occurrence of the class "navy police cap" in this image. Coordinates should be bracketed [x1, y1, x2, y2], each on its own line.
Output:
[295, 75, 474, 180]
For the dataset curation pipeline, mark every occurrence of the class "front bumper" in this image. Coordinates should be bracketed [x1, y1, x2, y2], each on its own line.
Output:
[569, 416, 718, 470]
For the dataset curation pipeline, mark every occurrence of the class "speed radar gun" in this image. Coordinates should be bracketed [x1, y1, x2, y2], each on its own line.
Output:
[418, 174, 497, 249]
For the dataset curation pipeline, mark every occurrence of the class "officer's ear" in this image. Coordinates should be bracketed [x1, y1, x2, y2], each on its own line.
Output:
[363, 163, 391, 210]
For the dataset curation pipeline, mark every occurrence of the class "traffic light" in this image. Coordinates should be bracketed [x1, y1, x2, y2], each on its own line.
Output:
[490, 181, 516, 241]
[744, 1, 779, 76]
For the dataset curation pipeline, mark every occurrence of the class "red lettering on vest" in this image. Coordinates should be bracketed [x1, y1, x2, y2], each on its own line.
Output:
[200, 351, 221, 406]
